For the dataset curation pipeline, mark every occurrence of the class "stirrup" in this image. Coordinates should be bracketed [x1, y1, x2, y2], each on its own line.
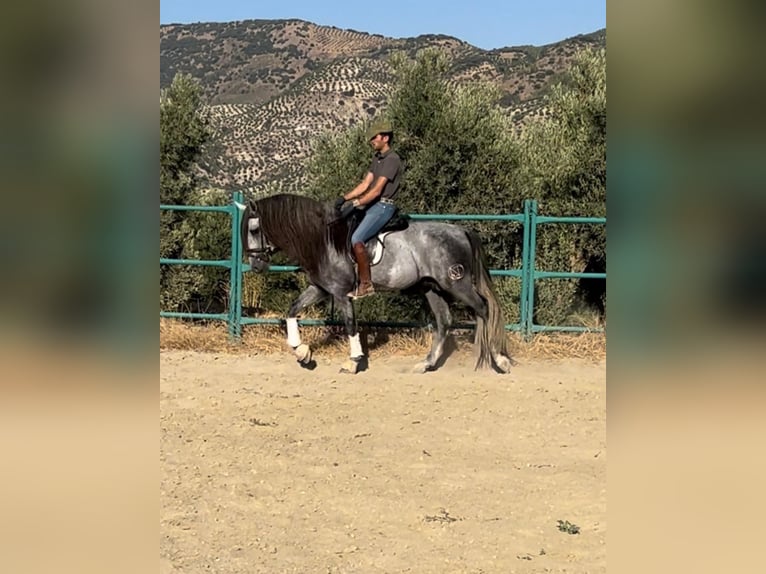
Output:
[348, 282, 375, 299]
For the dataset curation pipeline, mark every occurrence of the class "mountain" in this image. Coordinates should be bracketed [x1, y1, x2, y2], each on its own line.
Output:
[160, 19, 605, 194]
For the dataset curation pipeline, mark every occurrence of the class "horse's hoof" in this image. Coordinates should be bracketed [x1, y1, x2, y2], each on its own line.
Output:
[412, 361, 432, 374]
[294, 343, 312, 364]
[494, 354, 514, 374]
[339, 358, 360, 374]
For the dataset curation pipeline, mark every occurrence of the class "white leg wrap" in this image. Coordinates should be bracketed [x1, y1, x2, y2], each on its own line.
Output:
[349, 333, 363, 358]
[286, 318, 301, 347]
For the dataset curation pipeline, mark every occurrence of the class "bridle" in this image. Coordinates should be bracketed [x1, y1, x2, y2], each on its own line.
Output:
[243, 220, 266, 254]
[244, 217, 274, 264]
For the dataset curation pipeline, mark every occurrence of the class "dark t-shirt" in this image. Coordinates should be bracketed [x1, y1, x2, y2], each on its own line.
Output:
[369, 149, 402, 200]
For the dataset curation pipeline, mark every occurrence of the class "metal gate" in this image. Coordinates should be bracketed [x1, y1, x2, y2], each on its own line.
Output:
[161, 192, 605, 339]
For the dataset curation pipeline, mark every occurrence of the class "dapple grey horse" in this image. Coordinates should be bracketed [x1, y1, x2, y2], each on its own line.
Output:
[239, 193, 513, 374]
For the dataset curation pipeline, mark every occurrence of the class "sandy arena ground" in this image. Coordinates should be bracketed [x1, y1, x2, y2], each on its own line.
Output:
[160, 349, 606, 573]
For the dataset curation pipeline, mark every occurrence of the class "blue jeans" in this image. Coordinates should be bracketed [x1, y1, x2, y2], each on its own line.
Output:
[351, 201, 396, 245]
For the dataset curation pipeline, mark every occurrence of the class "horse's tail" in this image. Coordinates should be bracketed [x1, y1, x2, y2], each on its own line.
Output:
[466, 230, 509, 370]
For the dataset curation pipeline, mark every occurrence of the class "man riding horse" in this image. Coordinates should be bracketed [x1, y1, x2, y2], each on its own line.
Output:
[334, 120, 403, 299]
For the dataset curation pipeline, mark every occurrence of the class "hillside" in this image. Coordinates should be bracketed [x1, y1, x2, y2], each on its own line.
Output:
[160, 19, 605, 194]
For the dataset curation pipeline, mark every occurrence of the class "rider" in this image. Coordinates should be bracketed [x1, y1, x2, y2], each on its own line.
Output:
[335, 120, 403, 299]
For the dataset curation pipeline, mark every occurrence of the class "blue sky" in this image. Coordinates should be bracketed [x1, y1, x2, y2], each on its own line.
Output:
[160, 0, 605, 51]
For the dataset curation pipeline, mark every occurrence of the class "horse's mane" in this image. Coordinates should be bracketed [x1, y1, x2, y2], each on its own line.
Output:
[254, 194, 347, 274]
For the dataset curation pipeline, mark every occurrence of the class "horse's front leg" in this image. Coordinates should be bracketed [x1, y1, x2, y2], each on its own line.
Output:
[285, 285, 328, 368]
[334, 296, 366, 374]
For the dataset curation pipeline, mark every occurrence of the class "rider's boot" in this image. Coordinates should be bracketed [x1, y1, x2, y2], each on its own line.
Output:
[348, 242, 375, 299]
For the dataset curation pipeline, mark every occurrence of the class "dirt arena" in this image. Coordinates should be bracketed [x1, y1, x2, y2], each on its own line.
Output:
[160, 348, 606, 573]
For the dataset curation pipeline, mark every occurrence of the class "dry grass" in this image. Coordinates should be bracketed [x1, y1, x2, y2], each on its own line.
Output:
[160, 318, 605, 362]
[510, 330, 606, 361]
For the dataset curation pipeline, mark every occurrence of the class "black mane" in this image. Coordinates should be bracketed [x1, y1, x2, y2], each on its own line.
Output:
[253, 194, 347, 274]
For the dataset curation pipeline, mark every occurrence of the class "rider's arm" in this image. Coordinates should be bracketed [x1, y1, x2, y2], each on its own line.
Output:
[344, 172, 374, 202]
[353, 176, 387, 206]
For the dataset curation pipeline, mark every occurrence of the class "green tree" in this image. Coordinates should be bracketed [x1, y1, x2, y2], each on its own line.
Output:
[514, 47, 606, 325]
[160, 73, 213, 311]
[160, 73, 210, 205]
[517, 48, 606, 214]
[305, 128, 371, 202]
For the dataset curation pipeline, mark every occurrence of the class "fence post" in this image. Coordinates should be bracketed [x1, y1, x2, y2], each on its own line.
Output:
[228, 191, 244, 340]
[520, 200, 531, 338]
[524, 200, 539, 340]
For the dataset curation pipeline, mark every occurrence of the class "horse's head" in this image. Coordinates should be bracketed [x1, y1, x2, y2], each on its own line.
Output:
[238, 193, 340, 276]
[238, 200, 275, 273]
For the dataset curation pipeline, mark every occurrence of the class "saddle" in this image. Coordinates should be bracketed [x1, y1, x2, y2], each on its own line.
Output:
[345, 206, 410, 265]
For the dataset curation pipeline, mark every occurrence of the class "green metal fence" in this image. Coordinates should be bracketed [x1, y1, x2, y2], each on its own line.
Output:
[160, 191, 605, 339]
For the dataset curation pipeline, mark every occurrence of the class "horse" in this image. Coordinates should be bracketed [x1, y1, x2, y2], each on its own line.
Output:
[238, 193, 513, 374]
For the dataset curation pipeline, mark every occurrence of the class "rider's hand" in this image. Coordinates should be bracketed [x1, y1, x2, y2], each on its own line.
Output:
[339, 200, 355, 219]
[334, 197, 346, 211]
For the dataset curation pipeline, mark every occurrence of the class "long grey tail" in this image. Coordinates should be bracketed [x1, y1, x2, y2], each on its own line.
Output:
[466, 230, 509, 369]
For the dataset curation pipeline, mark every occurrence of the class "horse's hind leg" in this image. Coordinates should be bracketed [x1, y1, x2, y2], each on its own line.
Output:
[447, 282, 490, 365]
[448, 281, 512, 373]
[286, 285, 328, 367]
[413, 290, 452, 373]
